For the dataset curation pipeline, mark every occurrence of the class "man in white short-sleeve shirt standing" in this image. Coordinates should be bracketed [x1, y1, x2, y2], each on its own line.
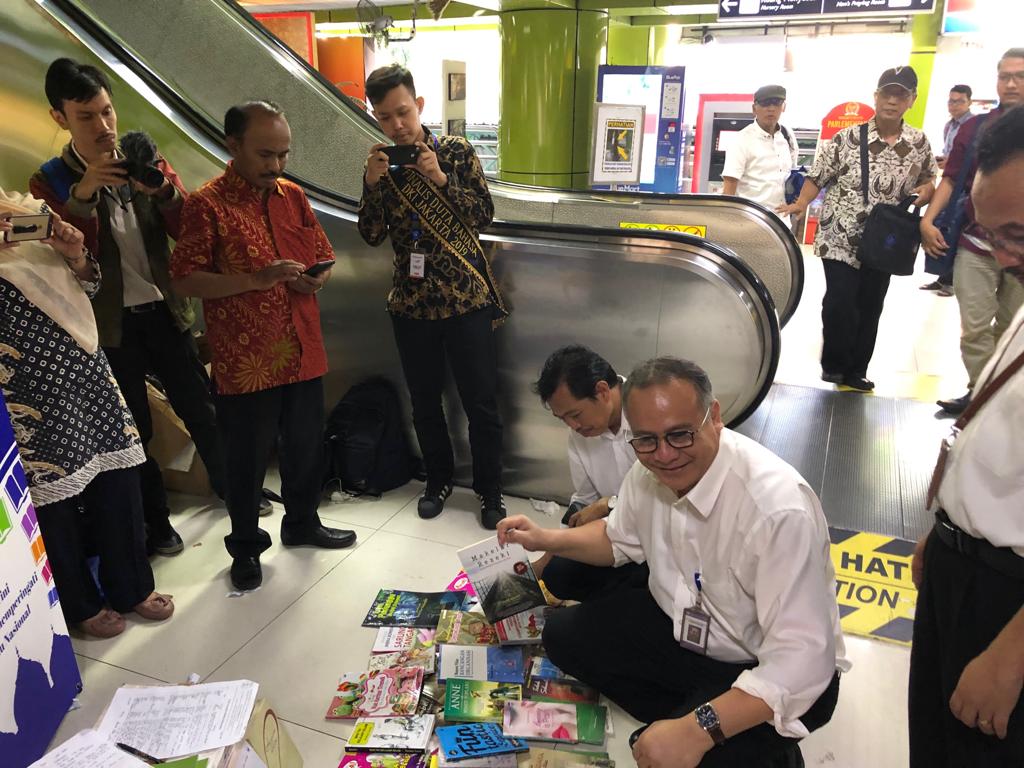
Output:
[721, 84, 799, 214]
[499, 357, 847, 768]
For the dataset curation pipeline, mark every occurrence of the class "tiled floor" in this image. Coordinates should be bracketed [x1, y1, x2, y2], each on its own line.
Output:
[45, 248, 965, 766]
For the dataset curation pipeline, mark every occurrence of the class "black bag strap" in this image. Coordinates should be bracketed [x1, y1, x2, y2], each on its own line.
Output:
[859, 122, 869, 207]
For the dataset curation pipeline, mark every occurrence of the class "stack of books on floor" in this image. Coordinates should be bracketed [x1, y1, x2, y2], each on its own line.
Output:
[333, 535, 615, 768]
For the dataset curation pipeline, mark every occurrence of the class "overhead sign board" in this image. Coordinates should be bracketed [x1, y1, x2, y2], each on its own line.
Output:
[719, 0, 936, 20]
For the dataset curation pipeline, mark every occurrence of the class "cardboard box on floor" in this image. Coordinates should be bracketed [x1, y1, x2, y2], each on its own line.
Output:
[225, 698, 304, 768]
[146, 382, 214, 497]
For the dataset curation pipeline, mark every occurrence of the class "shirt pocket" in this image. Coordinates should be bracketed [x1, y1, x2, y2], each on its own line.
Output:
[273, 222, 317, 267]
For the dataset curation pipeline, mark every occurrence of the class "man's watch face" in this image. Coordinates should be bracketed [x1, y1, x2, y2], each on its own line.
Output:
[695, 703, 719, 730]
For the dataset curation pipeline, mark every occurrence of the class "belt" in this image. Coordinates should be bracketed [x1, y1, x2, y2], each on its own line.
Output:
[933, 510, 1024, 581]
[126, 301, 162, 314]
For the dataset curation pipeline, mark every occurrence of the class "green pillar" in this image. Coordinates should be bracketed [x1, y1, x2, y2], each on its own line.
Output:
[608, 23, 649, 66]
[905, 1, 944, 129]
[650, 25, 674, 66]
[498, 8, 608, 189]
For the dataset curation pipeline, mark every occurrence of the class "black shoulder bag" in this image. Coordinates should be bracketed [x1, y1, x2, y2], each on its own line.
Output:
[855, 123, 922, 276]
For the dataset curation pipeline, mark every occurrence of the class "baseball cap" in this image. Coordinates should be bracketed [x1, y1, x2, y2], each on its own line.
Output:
[877, 66, 918, 92]
[754, 84, 787, 103]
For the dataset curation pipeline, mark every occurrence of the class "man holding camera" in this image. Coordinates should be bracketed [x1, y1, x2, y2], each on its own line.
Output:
[358, 64, 509, 530]
[171, 101, 356, 592]
[30, 57, 228, 556]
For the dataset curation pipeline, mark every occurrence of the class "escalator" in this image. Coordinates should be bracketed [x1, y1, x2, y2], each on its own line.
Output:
[3, 0, 782, 500]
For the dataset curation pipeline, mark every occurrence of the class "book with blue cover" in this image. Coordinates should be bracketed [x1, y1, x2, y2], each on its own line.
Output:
[438, 645, 525, 684]
[435, 723, 529, 761]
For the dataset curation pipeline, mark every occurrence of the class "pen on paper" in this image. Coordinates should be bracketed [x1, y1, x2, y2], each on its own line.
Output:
[115, 741, 165, 764]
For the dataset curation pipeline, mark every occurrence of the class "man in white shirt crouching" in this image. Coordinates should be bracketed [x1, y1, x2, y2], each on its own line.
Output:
[499, 357, 847, 768]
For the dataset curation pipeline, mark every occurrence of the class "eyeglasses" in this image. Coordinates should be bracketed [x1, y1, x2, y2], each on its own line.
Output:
[756, 98, 785, 107]
[628, 406, 711, 454]
[997, 71, 1024, 84]
[947, 98, 968, 105]
[977, 227, 1024, 258]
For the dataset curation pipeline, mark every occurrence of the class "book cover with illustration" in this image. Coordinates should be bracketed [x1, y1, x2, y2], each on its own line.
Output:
[435, 723, 529, 761]
[368, 646, 437, 674]
[457, 537, 546, 624]
[443, 679, 523, 723]
[363, 590, 471, 627]
[439, 645, 525, 684]
[439, 750, 517, 768]
[339, 753, 430, 768]
[436, 610, 499, 645]
[516, 749, 615, 768]
[528, 657, 565, 681]
[445, 570, 478, 597]
[524, 677, 600, 705]
[373, 626, 438, 653]
[502, 701, 578, 743]
[494, 606, 551, 645]
[346, 715, 436, 753]
[574, 703, 609, 745]
[326, 667, 425, 719]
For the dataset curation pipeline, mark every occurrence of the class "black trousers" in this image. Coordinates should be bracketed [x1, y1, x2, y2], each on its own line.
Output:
[908, 531, 1024, 767]
[543, 588, 840, 767]
[820, 259, 891, 378]
[36, 467, 154, 624]
[104, 303, 225, 535]
[214, 377, 324, 558]
[542, 557, 650, 602]
[391, 307, 502, 494]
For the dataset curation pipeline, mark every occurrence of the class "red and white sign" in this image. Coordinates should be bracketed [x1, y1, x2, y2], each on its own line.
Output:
[820, 101, 874, 141]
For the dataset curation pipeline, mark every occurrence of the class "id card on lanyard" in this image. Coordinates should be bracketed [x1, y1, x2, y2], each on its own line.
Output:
[680, 571, 711, 655]
[409, 210, 426, 279]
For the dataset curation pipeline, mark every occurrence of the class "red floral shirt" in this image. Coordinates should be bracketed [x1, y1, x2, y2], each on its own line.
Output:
[170, 164, 332, 395]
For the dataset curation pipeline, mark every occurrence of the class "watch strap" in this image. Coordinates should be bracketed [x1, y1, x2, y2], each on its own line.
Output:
[695, 703, 726, 746]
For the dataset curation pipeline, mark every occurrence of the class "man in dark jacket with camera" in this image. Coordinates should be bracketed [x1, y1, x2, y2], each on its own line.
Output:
[28, 58, 232, 556]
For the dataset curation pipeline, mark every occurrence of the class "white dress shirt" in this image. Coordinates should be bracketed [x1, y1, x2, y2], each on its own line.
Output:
[605, 428, 849, 738]
[567, 400, 636, 507]
[937, 305, 1024, 556]
[721, 122, 799, 209]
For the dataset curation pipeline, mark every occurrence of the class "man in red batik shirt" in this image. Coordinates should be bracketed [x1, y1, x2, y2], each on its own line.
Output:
[171, 101, 355, 591]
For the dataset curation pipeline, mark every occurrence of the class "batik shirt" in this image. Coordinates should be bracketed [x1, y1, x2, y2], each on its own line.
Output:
[171, 164, 332, 395]
[807, 118, 937, 268]
[357, 129, 495, 320]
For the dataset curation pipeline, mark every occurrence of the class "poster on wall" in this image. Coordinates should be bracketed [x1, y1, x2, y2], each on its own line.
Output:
[0, 391, 81, 768]
[590, 103, 645, 187]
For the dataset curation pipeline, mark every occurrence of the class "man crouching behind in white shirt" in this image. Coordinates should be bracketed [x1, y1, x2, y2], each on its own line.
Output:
[498, 357, 848, 768]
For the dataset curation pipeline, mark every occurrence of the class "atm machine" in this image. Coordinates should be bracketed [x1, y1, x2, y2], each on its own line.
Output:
[691, 94, 753, 194]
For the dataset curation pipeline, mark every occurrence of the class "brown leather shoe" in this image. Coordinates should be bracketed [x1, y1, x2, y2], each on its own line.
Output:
[80, 608, 126, 638]
[133, 592, 175, 621]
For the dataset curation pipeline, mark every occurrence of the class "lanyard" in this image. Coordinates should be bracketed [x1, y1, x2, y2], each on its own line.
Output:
[694, 571, 704, 610]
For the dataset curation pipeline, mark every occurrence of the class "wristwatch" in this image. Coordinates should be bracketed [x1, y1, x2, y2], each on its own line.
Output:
[607, 495, 618, 512]
[694, 702, 726, 746]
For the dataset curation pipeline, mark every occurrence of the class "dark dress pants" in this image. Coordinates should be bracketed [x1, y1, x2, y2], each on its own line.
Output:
[542, 557, 650, 602]
[214, 377, 325, 559]
[36, 467, 155, 624]
[104, 304, 225, 536]
[543, 588, 840, 767]
[391, 307, 502, 494]
[908, 532, 1024, 767]
[820, 259, 891, 378]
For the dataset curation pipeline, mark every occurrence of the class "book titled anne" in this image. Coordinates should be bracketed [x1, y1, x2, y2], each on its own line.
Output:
[435, 723, 529, 761]
[457, 537, 546, 625]
[362, 589, 471, 628]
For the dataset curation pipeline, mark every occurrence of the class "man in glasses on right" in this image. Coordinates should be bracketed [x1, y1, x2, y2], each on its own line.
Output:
[498, 357, 847, 768]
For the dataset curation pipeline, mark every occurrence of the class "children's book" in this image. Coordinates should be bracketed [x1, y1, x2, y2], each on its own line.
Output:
[326, 668, 425, 719]
[574, 703, 608, 746]
[494, 606, 551, 645]
[438, 751, 517, 768]
[524, 678, 600, 705]
[502, 701, 578, 743]
[368, 647, 437, 674]
[439, 645, 525, 684]
[516, 749, 615, 768]
[445, 571, 478, 597]
[363, 590, 471, 628]
[373, 626, 438, 653]
[435, 723, 529, 761]
[443, 679, 523, 723]
[457, 538, 546, 625]
[346, 715, 436, 753]
[339, 754, 430, 768]
[436, 611, 499, 645]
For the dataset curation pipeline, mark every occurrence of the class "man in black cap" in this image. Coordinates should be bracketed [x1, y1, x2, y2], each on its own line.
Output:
[721, 84, 799, 217]
[779, 66, 937, 393]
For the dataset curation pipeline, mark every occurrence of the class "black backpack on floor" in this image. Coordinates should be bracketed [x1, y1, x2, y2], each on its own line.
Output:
[323, 377, 419, 497]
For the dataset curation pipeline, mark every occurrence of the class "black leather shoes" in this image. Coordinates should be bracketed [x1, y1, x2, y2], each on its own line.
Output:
[230, 556, 262, 591]
[821, 370, 844, 384]
[842, 375, 874, 392]
[147, 525, 184, 556]
[937, 392, 971, 415]
[281, 524, 357, 549]
[258, 497, 273, 517]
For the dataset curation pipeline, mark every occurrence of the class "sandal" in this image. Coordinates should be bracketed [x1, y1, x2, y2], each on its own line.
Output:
[80, 608, 126, 638]
[133, 591, 175, 621]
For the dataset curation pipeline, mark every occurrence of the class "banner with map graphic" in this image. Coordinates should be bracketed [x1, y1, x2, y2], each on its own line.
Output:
[0, 391, 81, 767]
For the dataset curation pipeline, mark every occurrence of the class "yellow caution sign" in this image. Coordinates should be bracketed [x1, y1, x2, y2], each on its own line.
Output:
[829, 527, 918, 646]
[619, 222, 708, 238]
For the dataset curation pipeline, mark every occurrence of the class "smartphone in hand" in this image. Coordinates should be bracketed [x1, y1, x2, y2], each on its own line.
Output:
[3, 213, 53, 243]
[382, 145, 421, 166]
[303, 259, 336, 278]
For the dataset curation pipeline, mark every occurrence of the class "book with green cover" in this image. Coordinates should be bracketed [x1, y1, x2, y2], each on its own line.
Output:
[575, 703, 608, 746]
[444, 679, 523, 723]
